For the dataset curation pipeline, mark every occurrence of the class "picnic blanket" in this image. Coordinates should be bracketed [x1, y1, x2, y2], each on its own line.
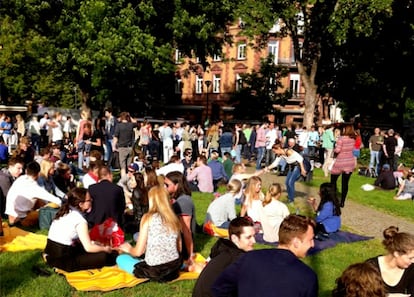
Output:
[254, 230, 374, 255]
[56, 253, 206, 291]
[0, 225, 47, 252]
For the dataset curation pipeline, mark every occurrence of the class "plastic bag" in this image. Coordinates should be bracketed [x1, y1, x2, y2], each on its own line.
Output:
[89, 218, 125, 248]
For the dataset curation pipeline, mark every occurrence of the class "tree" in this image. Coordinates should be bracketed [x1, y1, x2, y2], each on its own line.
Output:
[235, 0, 393, 128]
[1, 0, 240, 113]
[231, 56, 289, 120]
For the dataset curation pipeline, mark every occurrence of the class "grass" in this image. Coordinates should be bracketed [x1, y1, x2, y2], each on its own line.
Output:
[1, 168, 410, 297]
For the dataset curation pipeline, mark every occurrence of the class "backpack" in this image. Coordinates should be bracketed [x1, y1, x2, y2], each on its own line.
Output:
[238, 130, 247, 145]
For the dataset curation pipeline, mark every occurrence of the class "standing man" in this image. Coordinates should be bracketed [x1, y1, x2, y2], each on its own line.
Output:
[192, 217, 256, 297]
[321, 124, 335, 177]
[368, 127, 384, 175]
[394, 132, 404, 171]
[265, 122, 277, 167]
[212, 214, 318, 297]
[382, 129, 397, 171]
[113, 112, 137, 177]
[39, 112, 50, 148]
[160, 121, 173, 164]
[104, 108, 117, 168]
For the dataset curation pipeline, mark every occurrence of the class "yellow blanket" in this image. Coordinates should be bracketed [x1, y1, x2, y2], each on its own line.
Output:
[0, 225, 47, 252]
[56, 254, 206, 291]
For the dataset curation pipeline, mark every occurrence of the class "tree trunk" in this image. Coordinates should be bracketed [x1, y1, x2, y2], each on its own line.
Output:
[297, 61, 318, 129]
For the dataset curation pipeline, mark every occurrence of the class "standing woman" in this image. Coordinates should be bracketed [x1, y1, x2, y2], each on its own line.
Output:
[206, 122, 220, 155]
[366, 226, 414, 296]
[267, 140, 307, 204]
[308, 182, 341, 239]
[75, 110, 92, 170]
[330, 123, 356, 207]
[116, 185, 182, 281]
[44, 188, 117, 272]
[15, 114, 26, 142]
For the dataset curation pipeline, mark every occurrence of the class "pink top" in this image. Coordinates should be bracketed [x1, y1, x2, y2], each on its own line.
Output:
[186, 165, 214, 193]
[255, 127, 266, 148]
[331, 136, 356, 174]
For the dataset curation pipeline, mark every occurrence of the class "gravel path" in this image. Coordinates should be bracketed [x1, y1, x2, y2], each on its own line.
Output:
[257, 170, 414, 239]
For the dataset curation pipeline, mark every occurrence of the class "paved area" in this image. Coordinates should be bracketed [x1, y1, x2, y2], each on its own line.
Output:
[256, 169, 414, 239]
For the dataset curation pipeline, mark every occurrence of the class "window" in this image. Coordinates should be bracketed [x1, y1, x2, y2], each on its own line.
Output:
[290, 74, 300, 97]
[175, 49, 183, 64]
[195, 76, 203, 94]
[175, 79, 182, 94]
[237, 43, 246, 60]
[268, 41, 279, 64]
[213, 54, 221, 61]
[213, 74, 221, 93]
[235, 74, 243, 91]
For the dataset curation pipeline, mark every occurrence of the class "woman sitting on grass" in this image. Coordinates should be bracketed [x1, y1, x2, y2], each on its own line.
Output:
[393, 172, 414, 200]
[116, 185, 182, 282]
[308, 182, 341, 240]
[240, 176, 264, 225]
[366, 226, 414, 296]
[205, 179, 241, 229]
[44, 188, 117, 272]
[332, 262, 387, 297]
[259, 183, 290, 243]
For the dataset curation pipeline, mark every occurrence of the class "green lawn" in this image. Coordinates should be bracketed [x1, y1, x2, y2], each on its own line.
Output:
[1, 169, 409, 297]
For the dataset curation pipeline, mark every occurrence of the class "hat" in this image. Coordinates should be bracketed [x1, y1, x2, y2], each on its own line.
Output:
[128, 163, 139, 172]
[382, 164, 390, 170]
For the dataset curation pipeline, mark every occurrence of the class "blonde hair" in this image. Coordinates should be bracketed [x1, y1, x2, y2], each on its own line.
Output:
[263, 183, 282, 207]
[142, 185, 181, 234]
[226, 179, 242, 195]
[40, 160, 54, 177]
[244, 176, 264, 208]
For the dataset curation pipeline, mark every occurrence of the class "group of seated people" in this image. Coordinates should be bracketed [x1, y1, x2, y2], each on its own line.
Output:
[371, 162, 414, 200]
[0, 142, 412, 297]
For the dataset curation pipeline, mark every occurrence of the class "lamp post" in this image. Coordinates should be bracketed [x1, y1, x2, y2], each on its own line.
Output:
[73, 86, 77, 109]
[204, 80, 211, 123]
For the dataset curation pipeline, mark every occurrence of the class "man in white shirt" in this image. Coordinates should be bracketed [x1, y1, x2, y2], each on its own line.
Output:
[394, 132, 404, 171]
[160, 121, 173, 163]
[5, 161, 62, 226]
[265, 122, 277, 166]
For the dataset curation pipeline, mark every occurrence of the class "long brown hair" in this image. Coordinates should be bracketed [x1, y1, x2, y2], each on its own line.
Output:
[54, 188, 87, 220]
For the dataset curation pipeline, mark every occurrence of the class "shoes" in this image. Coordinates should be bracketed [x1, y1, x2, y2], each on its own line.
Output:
[340, 202, 345, 208]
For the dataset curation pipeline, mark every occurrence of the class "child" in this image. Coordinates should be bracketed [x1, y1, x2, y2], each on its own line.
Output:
[259, 183, 290, 243]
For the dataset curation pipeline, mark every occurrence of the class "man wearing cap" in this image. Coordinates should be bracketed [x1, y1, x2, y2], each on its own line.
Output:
[208, 150, 228, 191]
[374, 164, 396, 190]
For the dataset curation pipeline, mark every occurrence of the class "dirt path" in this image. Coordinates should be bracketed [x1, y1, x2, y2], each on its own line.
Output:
[257, 170, 414, 239]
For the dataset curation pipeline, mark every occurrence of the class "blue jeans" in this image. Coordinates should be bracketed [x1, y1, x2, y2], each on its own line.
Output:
[286, 165, 301, 202]
[220, 147, 231, 158]
[255, 146, 265, 170]
[369, 150, 380, 174]
[235, 144, 242, 164]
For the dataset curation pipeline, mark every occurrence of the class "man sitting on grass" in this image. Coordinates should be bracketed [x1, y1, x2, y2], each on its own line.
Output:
[192, 216, 256, 297]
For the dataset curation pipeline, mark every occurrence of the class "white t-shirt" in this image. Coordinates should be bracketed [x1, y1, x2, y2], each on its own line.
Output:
[48, 209, 86, 246]
[260, 200, 290, 242]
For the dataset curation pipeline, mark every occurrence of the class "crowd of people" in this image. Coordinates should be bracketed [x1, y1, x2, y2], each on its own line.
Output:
[0, 110, 412, 296]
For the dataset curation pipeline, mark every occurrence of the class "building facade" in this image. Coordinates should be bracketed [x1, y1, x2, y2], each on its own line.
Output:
[174, 21, 307, 124]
